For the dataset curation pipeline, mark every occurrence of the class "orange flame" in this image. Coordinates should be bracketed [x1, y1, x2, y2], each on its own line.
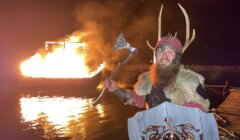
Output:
[20, 38, 104, 78]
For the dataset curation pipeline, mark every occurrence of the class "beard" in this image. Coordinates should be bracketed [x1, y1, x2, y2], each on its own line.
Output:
[150, 63, 180, 88]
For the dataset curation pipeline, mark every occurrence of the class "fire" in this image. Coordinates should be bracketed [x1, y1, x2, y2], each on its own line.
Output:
[20, 40, 104, 78]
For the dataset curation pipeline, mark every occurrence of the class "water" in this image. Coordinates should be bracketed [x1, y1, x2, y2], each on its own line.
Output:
[1, 62, 240, 140]
[1, 83, 226, 140]
[1, 86, 139, 140]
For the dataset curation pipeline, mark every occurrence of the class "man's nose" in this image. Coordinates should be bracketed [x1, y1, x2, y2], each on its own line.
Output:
[162, 51, 167, 57]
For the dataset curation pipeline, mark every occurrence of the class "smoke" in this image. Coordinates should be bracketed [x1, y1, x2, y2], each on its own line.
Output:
[72, 0, 160, 72]
[71, 0, 192, 84]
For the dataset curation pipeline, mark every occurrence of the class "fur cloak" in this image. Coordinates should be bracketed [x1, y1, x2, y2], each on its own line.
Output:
[133, 66, 210, 110]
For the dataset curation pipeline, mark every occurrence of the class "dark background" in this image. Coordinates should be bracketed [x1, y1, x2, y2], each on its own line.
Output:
[0, 0, 239, 66]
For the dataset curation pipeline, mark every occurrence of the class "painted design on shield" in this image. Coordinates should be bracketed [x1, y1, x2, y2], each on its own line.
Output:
[141, 117, 202, 140]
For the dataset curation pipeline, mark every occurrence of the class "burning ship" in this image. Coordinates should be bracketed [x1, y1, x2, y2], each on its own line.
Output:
[19, 40, 104, 89]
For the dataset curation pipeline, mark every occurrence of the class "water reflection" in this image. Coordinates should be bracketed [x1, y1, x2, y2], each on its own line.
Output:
[20, 95, 106, 139]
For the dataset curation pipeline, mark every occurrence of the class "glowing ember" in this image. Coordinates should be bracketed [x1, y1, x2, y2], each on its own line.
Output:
[20, 41, 104, 78]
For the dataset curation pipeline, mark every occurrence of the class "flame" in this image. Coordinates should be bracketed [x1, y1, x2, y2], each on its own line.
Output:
[20, 38, 104, 78]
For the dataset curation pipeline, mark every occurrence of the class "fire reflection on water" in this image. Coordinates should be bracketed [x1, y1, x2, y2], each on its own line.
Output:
[20, 96, 106, 139]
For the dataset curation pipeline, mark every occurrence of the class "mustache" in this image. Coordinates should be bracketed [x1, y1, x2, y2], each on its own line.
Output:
[160, 58, 170, 62]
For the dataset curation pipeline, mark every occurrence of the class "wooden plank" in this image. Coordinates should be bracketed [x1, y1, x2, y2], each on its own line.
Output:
[217, 113, 240, 132]
[217, 90, 240, 116]
[217, 90, 240, 132]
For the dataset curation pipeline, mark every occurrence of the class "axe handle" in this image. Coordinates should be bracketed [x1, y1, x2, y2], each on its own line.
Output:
[110, 50, 138, 80]
[93, 49, 138, 106]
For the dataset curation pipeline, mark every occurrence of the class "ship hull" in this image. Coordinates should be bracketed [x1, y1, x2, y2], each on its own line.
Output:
[18, 72, 102, 90]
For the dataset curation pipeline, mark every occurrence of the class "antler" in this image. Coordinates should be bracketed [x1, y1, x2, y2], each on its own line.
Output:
[147, 4, 195, 63]
[146, 4, 163, 63]
[158, 4, 163, 41]
[146, 4, 163, 50]
[178, 3, 196, 53]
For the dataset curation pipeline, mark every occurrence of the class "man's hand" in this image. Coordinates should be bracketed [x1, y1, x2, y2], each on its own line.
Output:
[104, 78, 117, 92]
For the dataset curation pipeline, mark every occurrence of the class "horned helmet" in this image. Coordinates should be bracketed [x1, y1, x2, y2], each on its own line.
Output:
[147, 4, 196, 64]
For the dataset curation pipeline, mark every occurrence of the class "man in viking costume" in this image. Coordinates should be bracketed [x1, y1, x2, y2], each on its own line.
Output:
[105, 4, 210, 112]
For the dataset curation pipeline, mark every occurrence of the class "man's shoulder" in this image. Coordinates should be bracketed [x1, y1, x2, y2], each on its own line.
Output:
[133, 71, 152, 96]
[137, 71, 151, 85]
[138, 71, 150, 78]
[178, 66, 205, 84]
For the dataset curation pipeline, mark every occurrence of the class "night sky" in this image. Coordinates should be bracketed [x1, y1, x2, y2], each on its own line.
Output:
[0, 0, 240, 66]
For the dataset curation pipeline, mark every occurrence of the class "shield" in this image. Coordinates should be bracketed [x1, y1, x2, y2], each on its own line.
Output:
[128, 102, 218, 140]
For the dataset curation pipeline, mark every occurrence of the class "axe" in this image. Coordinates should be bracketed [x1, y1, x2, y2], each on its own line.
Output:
[93, 33, 138, 106]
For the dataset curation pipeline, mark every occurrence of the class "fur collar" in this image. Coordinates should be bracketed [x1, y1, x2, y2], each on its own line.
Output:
[133, 65, 209, 109]
[133, 66, 204, 96]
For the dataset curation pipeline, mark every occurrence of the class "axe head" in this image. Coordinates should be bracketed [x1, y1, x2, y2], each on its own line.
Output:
[114, 33, 136, 53]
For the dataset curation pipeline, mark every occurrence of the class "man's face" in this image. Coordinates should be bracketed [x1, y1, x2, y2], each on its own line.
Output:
[155, 47, 176, 66]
